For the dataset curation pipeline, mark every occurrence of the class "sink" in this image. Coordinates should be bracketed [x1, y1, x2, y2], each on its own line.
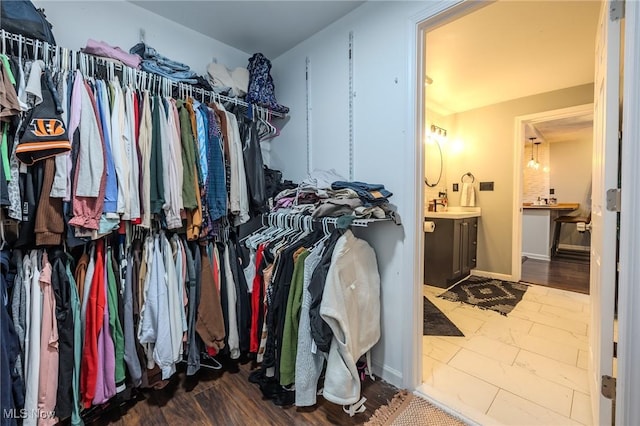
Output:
[424, 207, 481, 219]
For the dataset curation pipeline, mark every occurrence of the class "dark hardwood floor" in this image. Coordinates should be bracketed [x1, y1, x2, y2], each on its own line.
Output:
[521, 257, 590, 294]
[86, 358, 399, 426]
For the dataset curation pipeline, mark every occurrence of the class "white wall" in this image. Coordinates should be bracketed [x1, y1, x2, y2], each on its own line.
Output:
[34, 0, 249, 74]
[272, 1, 457, 386]
[550, 136, 592, 247]
[444, 84, 593, 275]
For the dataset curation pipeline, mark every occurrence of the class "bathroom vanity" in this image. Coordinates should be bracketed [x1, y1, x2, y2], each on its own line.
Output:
[424, 208, 481, 288]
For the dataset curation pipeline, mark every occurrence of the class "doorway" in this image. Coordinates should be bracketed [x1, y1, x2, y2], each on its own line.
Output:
[516, 105, 594, 295]
[417, 2, 604, 425]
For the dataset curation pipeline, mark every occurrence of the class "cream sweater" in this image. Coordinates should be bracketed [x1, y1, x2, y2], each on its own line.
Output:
[320, 230, 381, 405]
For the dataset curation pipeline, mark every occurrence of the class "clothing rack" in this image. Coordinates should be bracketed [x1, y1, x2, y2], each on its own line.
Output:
[262, 212, 390, 229]
[0, 29, 287, 118]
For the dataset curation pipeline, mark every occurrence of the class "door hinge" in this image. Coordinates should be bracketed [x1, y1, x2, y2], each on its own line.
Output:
[610, 0, 625, 21]
[602, 375, 616, 400]
[606, 188, 621, 212]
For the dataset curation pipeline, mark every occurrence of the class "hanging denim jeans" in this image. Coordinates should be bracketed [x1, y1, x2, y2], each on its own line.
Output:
[130, 42, 198, 83]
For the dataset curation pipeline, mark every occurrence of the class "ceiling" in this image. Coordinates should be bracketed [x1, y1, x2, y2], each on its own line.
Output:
[527, 113, 594, 144]
[128, 0, 599, 123]
[128, 1, 364, 59]
[425, 0, 601, 115]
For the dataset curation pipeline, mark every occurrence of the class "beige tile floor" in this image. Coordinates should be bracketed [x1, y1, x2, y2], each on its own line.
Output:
[419, 283, 593, 426]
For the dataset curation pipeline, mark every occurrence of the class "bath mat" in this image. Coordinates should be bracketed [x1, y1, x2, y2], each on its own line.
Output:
[438, 276, 529, 316]
[423, 297, 464, 337]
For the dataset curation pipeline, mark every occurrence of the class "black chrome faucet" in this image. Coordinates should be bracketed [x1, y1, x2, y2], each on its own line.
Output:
[432, 199, 446, 212]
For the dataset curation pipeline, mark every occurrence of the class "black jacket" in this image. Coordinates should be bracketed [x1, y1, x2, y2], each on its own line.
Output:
[308, 229, 345, 353]
[236, 112, 266, 215]
[49, 249, 74, 420]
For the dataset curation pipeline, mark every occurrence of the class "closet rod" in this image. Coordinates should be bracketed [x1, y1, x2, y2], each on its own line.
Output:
[263, 212, 390, 228]
[0, 29, 287, 118]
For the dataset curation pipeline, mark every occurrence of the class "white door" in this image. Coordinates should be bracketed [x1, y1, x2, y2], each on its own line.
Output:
[590, 1, 620, 424]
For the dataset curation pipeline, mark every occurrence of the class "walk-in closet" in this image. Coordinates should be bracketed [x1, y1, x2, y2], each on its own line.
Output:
[0, 1, 406, 424]
[3, 1, 640, 425]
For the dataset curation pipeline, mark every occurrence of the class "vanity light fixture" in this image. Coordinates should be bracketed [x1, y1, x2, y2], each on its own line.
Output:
[430, 124, 447, 143]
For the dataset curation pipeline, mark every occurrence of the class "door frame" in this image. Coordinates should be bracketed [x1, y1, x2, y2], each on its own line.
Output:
[512, 103, 594, 282]
[405, 0, 487, 394]
[408, 1, 640, 425]
[616, 1, 640, 424]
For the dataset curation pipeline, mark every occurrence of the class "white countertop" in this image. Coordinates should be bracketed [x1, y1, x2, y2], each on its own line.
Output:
[424, 207, 481, 219]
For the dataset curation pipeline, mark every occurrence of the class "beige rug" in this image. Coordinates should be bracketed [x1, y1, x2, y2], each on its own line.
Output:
[365, 391, 467, 426]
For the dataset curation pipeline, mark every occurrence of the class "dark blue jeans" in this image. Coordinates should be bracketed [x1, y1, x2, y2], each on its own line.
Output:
[130, 42, 198, 83]
[331, 181, 393, 205]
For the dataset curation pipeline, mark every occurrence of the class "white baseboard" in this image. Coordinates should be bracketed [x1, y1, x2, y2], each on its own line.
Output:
[558, 244, 590, 252]
[522, 252, 551, 261]
[470, 270, 514, 282]
[371, 361, 403, 388]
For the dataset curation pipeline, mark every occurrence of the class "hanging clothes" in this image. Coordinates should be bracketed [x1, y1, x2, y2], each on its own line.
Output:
[0, 34, 293, 423]
[49, 249, 74, 420]
[37, 252, 59, 426]
[80, 240, 104, 408]
[23, 251, 42, 426]
[319, 230, 380, 406]
[241, 216, 383, 412]
[1, 249, 25, 426]
[294, 242, 325, 407]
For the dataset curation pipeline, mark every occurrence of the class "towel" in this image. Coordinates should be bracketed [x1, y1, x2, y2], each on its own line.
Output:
[460, 183, 475, 207]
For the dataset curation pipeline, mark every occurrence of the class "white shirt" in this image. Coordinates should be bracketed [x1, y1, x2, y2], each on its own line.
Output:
[223, 244, 240, 359]
[137, 236, 157, 369]
[138, 91, 153, 228]
[162, 234, 182, 373]
[124, 86, 141, 221]
[24, 251, 43, 426]
[222, 108, 249, 225]
[109, 80, 131, 216]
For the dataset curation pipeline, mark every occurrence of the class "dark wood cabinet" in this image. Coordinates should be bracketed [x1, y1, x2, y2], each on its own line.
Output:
[424, 217, 478, 288]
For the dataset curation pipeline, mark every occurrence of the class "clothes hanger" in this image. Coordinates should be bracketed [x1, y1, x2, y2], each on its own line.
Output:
[311, 218, 333, 251]
[245, 215, 277, 249]
[33, 39, 40, 62]
[252, 213, 288, 246]
[240, 214, 268, 245]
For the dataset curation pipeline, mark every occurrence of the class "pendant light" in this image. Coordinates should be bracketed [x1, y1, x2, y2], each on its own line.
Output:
[533, 141, 541, 170]
[527, 138, 538, 169]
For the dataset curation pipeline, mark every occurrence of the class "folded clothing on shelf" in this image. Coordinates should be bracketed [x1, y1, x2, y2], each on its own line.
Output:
[129, 42, 198, 83]
[83, 39, 141, 69]
[331, 181, 393, 206]
[207, 62, 249, 98]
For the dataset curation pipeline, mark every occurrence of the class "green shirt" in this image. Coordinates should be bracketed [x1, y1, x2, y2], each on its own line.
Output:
[66, 260, 83, 426]
[177, 100, 198, 209]
[280, 249, 311, 386]
[106, 246, 126, 385]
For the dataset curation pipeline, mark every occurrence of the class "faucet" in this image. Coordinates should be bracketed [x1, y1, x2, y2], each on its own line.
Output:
[432, 199, 446, 212]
